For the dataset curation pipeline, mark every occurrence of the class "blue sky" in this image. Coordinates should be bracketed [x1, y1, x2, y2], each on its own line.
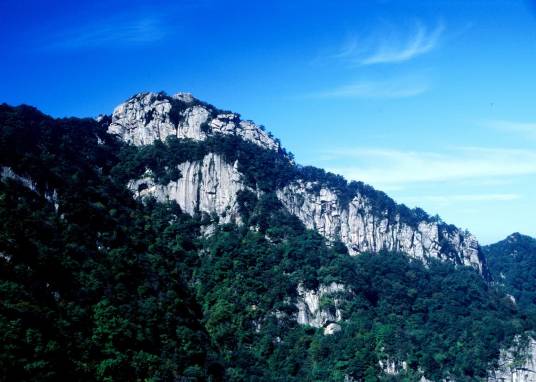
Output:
[2, 0, 536, 244]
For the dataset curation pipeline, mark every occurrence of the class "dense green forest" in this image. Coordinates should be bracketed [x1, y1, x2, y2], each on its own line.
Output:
[484, 233, 536, 318]
[0, 105, 222, 381]
[0, 104, 535, 381]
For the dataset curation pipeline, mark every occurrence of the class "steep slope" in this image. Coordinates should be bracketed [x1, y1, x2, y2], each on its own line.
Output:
[484, 233, 536, 310]
[107, 91, 487, 276]
[0, 105, 223, 381]
[108, 91, 280, 150]
[127, 152, 250, 224]
[482, 234, 536, 381]
[3, 100, 535, 381]
[489, 336, 536, 382]
[277, 180, 482, 271]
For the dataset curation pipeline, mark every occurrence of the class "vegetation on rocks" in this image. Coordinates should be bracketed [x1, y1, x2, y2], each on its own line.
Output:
[0, 104, 535, 381]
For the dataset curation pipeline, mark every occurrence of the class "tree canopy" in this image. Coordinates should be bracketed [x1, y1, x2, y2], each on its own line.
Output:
[0, 104, 534, 381]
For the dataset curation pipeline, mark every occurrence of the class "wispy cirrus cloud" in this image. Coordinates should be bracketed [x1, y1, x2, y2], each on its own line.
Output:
[308, 20, 443, 99]
[321, 146, 536, 187]
[319, 20, 445, 66]
[361, 21, 444, 65]
[308, 75, 429, 99]
[484, 120, 536, 139]
[46, 15, 170, 50]
[402, 193, 521, 205]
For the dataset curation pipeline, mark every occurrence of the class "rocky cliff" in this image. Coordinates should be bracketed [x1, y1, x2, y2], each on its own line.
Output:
[295, 282, 345, 334]
[1, 166, 59, 211]
[376, 336, 536, 382]
[488, 336, 536, 382]
[107, 91, 487, 275]
[108, 92, 280, 150]
[127, 153, 250, 224]
[278, 180, 484, 272]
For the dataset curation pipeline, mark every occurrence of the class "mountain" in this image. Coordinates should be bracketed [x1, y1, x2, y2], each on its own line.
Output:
[483, 233, 536, 381]
[0, 94, 534, 381]
[484, 233, 536, 312]
[108, 92, 486, 275]
[107, 92, 280, 150]
[0, 104, 224, 381]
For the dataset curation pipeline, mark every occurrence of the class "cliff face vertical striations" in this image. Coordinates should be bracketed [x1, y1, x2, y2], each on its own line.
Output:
[127, 153, 250, 224]
[488, 337, 536, 382]
[107, 91, 487, 275]
[277, 180, 484, 271]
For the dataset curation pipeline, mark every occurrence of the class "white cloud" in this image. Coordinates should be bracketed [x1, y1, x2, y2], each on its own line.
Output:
[323, 20, 444, 66]
[308, 20, 442, 99]
[47, 16, 169, 50]
[322, 147, 536, 187]
[403, 193, 520, 205]
[361, 21, 444, 65]
[309, 76, 429, 99]
[484, 120, 536, 139]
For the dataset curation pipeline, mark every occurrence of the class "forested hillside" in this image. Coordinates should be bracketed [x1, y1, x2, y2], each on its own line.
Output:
[484, 233, 536, 317]
[0, 104, 534, 381]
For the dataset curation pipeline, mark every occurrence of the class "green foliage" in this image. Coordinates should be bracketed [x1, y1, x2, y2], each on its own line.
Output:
[0, 105, 221, 381]
[484, 233, 536, 315]
[111, 127, 443, 232]
[0, 103, 534, 382]
[191, 198, 527, 381]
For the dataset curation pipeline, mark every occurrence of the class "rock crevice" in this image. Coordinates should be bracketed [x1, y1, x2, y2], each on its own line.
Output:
[127, 153, 250, 224]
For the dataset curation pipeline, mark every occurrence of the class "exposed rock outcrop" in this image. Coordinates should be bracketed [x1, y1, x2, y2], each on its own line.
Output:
[277, 180, 485, 273]
[1, 166, 59, 210]
[384, 336, 536, 381]
[489, 336, 536, 382]
[379, 360, 408, 376]
[108, 92, 280, 151]
[296, 282, 345, 333]
[1, 166, 38, 192]
[109, 91, 487, 275]
[323, 322, 341, 335]
[127, 153, 250, 224]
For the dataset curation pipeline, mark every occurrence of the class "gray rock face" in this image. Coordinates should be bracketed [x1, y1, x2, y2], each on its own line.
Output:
[127, 153, 249, 224]
[108, 92, 280, 151]
[323, 323, 341, 335]
[1, 166, 59, 210]
[110, 91, 486, 275]
[277, 180, 484, 272]
[358, 337, 536, 382]
[379, 360, 408, 376]
[296, 282, 345, 330]
[1, 166, 38, 192]
[488, 337, 536, 382]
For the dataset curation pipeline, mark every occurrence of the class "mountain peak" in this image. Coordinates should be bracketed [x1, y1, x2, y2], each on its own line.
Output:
[105, 91, 489, 276]
[107, 91, 280, 151]
[506, 232, 533, 242]
[483, 232, 536, 261]
[506, 232, 522, 243]
[171, 92, 195, 103]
